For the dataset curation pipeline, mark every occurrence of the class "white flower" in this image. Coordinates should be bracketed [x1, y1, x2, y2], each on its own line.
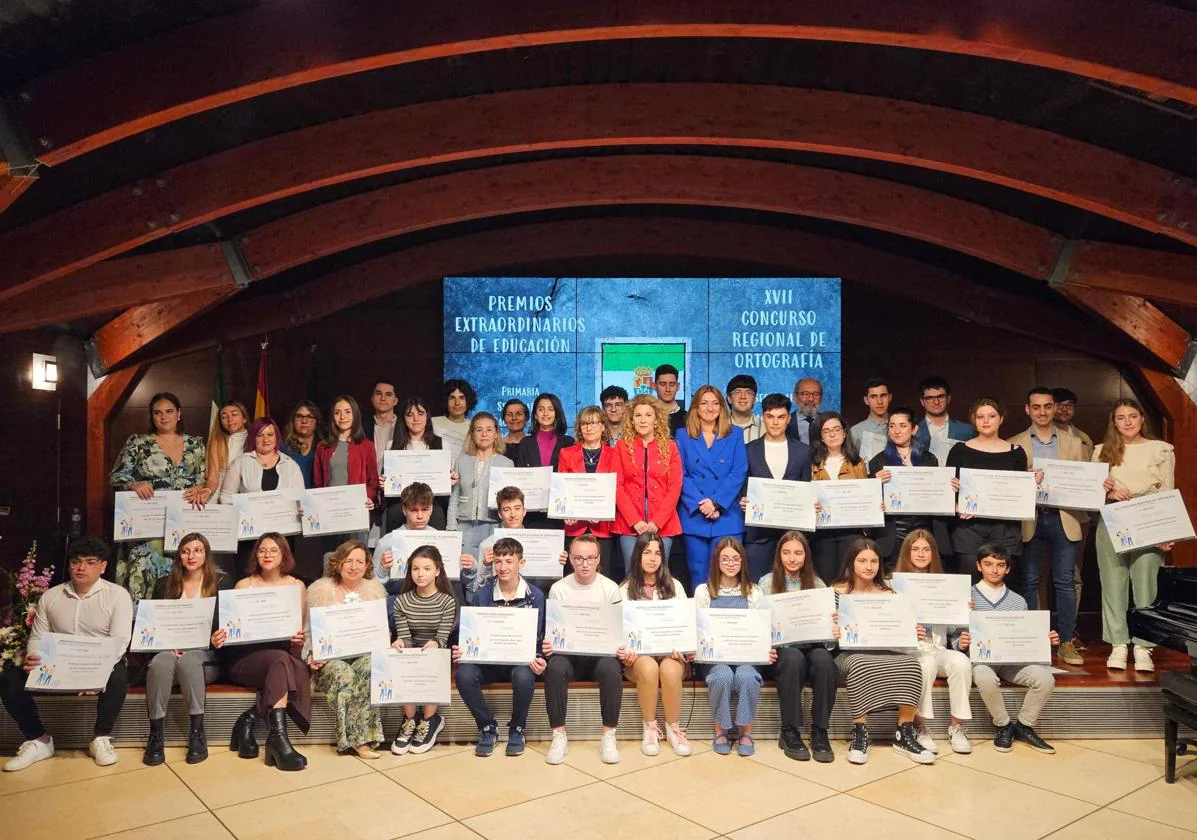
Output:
[343, 591, 361, 604]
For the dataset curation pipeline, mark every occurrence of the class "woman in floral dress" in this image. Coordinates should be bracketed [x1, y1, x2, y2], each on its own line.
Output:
[109, 392, 208, 602]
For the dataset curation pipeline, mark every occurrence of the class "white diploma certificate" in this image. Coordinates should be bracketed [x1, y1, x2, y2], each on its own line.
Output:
[957, 468, 1037, 521]
[547, 472, 617, 521]
[1036, 459, 1109, 511]
[113, 490, 183, 542]
[695, 608, 772, 665]
[165, 500, 238, 552]
[969, 610, 1051, 665]
[458, 606, 540, 665]
[814, 479, 885, 528]
[492, 528, 564, 579]
[545, 600, 623, 656]
[309, 600, 390, 661]
[26, 634, 120, 692]
[745, 477, 816, 531]
[883, 467, 956, 516]
[765, 588, 836, 645]
[383, 449, 452, 497]
[386, 530, 464, 581]
[218, 586, 303, 645]
[622, 599, 697, 655]
[837, 593, 917, 650]
[487, 466, 553, 511]
[928, 438, 963, 465]
[1101, 489, 1196, 553]
[131, 597, 217, 652]
[890, 573, 971, 626]
[300, 484, 370, 536]
[371, 648, 452, 705]
[233, 490, 302, 539]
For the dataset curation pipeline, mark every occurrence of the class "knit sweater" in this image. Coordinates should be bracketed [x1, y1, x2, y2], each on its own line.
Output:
[393, 589, 459, 648]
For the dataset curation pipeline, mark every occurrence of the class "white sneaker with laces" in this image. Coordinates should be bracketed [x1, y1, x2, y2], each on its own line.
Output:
[1106, 643, 1129, 670]
[948, 723, 972, 754]
[89, 736, 118, 767]
[4, 737, 54, 772]
[914, 724, 938, 755]
[666, 722, 693, 757]
[600, 730, 621, 764]
[545, 730, 569, 765]
[641, 721, 661, 756]
[1133, 645, 1155, 673]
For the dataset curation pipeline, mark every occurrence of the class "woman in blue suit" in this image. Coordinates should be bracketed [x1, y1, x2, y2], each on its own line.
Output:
[676, 385, 749, 590]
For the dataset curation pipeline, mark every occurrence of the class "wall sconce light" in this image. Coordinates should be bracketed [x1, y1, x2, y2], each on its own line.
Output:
[32, 353, 57, 391]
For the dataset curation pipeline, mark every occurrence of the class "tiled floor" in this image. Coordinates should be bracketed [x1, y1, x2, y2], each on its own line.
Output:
[2, 735, 1195, 839]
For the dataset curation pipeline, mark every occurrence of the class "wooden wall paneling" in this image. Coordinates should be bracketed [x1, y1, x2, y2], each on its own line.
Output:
[1060, 286, 1192, 372]
[91, 287, 233, 373]
[1134, 366, 1197, 567]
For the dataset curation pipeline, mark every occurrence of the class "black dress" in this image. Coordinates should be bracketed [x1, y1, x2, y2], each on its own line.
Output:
[944, 443, 1029, 575]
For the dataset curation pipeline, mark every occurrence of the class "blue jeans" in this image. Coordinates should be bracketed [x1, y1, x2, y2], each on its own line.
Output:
[1021, 508, 1078, 642]
[454, 662, 536, 731]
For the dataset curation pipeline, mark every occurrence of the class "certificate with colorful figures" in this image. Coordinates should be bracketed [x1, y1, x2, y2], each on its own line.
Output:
[165, 499, 238, 552]
[308, 599, 390, 661]
[969, 611, 1051, 665]
[837, 593, 917, 651]
[300, 485, 370, 536]
[622, 599, 697, 655]
[131, 597, 216, 652]
[765, 588, 836, 646]
[694, 608, 772, 665]
[218, 586, 302, 645]
[457, 606, 540, 665]
[233, 490, 302, 539]
[113, 490, 183, 542]
[546, 473, 617, 521]
[25, 634, 120, 692]
[371, 648, 451, 705]
[545, 600, 622, 656]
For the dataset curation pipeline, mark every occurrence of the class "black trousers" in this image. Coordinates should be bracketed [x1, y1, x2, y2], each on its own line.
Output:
[0, 658, 128, 740]
[544, 654, 623, 728]
[811, 530, 864, 585]
[773, 645, 837, 731]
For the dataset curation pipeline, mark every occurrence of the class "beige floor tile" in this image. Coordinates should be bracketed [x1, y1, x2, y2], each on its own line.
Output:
[2, 765, 204, 840]
[1047, 809, 1197, 840]
[1060, 739, 1197, 772]
[607, 750, 836, 834]
[939, 739, 1162, 805]
[0, 749, 152, 797]
[384, 749, 594, 819]
[364, 741, 475, 772]
[1108, 771, 1197, 833]
[465, 780, 716, 840]
[555, 734, 710, 779]
[728, 793, 967, 840]
[740, 738, 920, 792]
[215, 772, 451, 840]
[401, 826, 485, 840]
[87, 812, 235, 839]
[851, 762, 1095, 840]
[169, 744, 373, 809]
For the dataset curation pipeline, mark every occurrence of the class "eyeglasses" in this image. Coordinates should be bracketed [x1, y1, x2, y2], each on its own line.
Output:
[729, 388, 755, 398]
[571, 556, 600, 566]
[921, 393, 948, 403]
[796, 391, 822, 399]
[580, 420, 603, 427]
[822, 426, 845, 435]
[69, 558, 103, 568]
[294, 413, 315, 421]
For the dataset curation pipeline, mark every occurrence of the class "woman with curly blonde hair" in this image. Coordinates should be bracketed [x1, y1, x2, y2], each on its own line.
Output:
[613, 395, 683, 573]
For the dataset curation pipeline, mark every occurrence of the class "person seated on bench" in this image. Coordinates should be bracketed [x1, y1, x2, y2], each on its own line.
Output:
[543, 534, 624, 766]
[2, 536, 131, 772]
[452, 537, 546, 757]
[960, 543, 1058, 755]
[618, 532, 693, 758]
[472, 485, 567, 591]
[142, 532, 231, 767]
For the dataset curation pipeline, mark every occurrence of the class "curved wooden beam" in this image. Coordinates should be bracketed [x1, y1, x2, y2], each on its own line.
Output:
[2, 84, 1193, 299]
[10, 0, 1197, 166]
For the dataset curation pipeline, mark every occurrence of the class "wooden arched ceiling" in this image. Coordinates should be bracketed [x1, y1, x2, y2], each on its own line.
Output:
[0, 83, 1193, 301]
[6, 0, 1196, 168]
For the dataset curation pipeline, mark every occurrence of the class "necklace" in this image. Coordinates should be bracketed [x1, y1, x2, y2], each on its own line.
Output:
[582, 447, 601, 468]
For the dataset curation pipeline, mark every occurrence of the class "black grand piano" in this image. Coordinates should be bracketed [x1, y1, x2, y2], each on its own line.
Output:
[1129, 567, 1197, 783]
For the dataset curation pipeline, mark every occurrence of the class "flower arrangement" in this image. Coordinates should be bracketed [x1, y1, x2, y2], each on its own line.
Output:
[0, 543, 55, 670]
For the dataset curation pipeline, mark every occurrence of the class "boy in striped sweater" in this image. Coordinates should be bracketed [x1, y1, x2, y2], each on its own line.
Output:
[956, 543, 1059, 754]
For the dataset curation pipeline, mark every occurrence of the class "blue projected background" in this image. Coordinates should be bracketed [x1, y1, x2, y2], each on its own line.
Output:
[444, 277, 841, 425]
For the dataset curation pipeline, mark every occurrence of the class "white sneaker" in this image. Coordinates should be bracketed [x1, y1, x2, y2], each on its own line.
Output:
[4, 737, 54, 772]
[89, 736, 118, 767]
[1106, 643, 1129, 670]
[948, 724, 972, 754]
[914, 724, 938, 755]
[666, 722, 693, 757]
[545, 730, 569, 765]
[1133, 645, 1155, 673]
[600, 730, 621, 764]
[641, 721, 661, 756]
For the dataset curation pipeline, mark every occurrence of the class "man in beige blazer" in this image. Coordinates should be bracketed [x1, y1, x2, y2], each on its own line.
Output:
[1011, 388, 1089, 666]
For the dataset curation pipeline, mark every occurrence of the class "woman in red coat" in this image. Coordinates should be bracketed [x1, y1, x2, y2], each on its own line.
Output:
[313, 394, 379, 547]
[558, 405, 620, 577]
[613, 394, 683, 576]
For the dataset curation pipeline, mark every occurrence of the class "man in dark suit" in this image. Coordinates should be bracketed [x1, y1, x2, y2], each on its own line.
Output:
[786, 377, 823, 446]
[743, 393, 813, 579]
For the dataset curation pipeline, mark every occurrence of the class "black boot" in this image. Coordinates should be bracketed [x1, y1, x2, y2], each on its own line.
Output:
[230, 708, 259, 759]
[143, 717, 166, 766]
[186, 713, 208, 764]
[264, 708, 306, 771]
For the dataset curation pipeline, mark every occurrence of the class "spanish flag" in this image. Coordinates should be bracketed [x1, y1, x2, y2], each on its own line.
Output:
[254, 340, 270, 419]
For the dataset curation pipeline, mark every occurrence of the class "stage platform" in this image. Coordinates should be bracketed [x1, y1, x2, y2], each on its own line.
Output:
[3, 645, 1191, 749]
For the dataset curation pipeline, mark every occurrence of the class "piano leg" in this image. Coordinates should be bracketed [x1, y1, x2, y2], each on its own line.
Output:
[1165, 714, 1178, 783]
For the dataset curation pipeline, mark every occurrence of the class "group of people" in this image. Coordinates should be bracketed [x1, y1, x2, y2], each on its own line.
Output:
[1, 367, 1176, 774]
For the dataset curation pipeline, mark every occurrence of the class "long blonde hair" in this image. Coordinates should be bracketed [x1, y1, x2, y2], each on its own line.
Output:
[684, 385, 733, 440]
[621, 394, 673, 465]
[1098, 398, 1156, 467]
[206, 400, 249, 481]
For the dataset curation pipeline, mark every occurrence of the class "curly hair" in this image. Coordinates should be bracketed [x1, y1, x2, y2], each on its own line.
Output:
[621, 394, 673, 465]
[325, 539, 374, 581]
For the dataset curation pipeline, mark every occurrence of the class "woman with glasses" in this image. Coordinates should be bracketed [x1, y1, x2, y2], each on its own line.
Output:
[809, 411, 870, 584]
[281, 401, 324, 488]
[557, 406, 619, 576]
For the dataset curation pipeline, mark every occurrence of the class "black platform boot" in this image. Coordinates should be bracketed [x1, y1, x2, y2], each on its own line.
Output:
[186, 713, 208, 764]
[142, 717, 166, 766]
[264, 708, 306, 771]
[229, 708, 259, 759]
